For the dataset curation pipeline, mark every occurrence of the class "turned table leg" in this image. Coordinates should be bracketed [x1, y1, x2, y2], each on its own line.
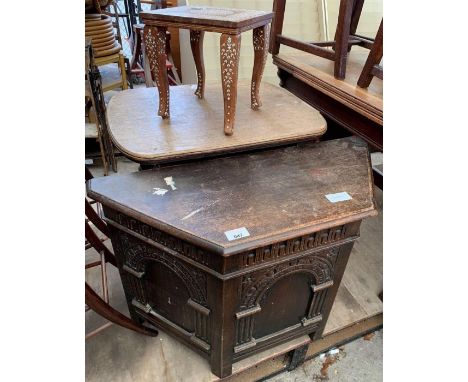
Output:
[220, 33, 241, 136]
[251, 24, 270, 110]
[190, 30, 205, 99]
[144, 25, 170, 118]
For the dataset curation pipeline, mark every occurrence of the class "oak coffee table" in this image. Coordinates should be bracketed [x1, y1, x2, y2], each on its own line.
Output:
[86, 137, 377, 378]
[140, 6, 274, 135]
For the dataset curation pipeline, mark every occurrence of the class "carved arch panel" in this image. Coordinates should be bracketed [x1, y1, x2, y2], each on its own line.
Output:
[234, 249, 338, 352]
[111, 231, 211, 348]
[119, 233, 207, 305]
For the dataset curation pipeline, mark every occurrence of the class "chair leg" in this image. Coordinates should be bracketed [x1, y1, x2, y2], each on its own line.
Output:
[144, 25, 170, 118]
[333, 0, 355, 79]
[357, 19, 383, 88]
[124, 57, 133, 89]
[347, 0, 365, 52]
[119, 53, 128, 90]
[190, 30, 205, 98]
[130, 25, 142, 71]
[349, 0, 365, 35]
[85, 282, 158, 337]
[251, 24, 270, 110]
[220, 33, 241, 135]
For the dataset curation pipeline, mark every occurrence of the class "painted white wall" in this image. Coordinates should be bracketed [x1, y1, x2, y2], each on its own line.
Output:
[180, 0, 324, 85]
[326, 0, 382, 39]
[179, 0, 382, 85]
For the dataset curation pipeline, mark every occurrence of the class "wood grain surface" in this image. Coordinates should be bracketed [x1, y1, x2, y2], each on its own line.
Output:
[141, 5, 273, 30]
[274, 47, 382, 124]
[106, 82, 327, 163]
[85, 175, 382, 382]
[87, 137, 376, 255]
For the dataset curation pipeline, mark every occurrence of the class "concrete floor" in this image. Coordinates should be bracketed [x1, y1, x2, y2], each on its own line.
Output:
[269, 330, 383, 382]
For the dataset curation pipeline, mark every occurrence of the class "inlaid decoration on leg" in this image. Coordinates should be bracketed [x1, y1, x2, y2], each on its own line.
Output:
[220, 33, 241, 136]
[251, 24, 270, 110]
[190, 30, 205, 99]
[144, 25, 170, 118]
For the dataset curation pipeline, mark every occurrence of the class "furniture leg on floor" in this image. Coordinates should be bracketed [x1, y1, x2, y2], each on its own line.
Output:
[251, 24, 270, 110]
[190, 30, 205, 99]
[220, 33, 241, 135]
[287, 344, 309, 371]
[144, 25, 170, 118]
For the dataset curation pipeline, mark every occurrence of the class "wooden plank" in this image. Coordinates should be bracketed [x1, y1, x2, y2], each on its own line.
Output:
[341, 221, 382, 318]
[227, 315, 383, 381]
[219, 335, 310, 381]
[307, 313, 382, 359]
[324, 283, 368, 334]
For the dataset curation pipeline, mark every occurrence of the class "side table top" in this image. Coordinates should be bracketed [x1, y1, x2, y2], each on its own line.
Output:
[87, 137, 377, 256]
[140, 6, 273, 31]
[106, 82, 327, 164]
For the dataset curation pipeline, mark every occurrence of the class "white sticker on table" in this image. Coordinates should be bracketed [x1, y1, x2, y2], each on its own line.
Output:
[164, 176, 177, 190]
[153, 188, 169, 196]
[224, 227, 250, 241]
[325, 192, 352, 203]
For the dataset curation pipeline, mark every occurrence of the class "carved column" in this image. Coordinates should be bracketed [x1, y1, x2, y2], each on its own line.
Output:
[187, 298, 211, 351]
[234, 304, 261, 353]
[301, 280, 334, 327]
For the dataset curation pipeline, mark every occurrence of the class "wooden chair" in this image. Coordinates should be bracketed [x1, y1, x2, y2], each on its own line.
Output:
[129, 1, 181, 85]
[85, 40, 117, 176]
[86, 1, 129, 91]
[357, 19, 383, 88]
[270, 0, 375, 79]
[129, 23, 179, 86]
[85, 167, 159, 339]
[104, 0, 135, 89]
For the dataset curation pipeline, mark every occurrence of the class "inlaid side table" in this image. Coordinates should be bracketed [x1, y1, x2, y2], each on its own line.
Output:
[140, 6, 274, 135]
[87, 137, 377, 378]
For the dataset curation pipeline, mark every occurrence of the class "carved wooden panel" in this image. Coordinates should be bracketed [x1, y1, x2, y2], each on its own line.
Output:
[234, 247, 338, 350]
[239, 247, 338, 309]
[109, 227, 211, 349]
[237, 225, 347, 268]
[104, 208, 211, 267]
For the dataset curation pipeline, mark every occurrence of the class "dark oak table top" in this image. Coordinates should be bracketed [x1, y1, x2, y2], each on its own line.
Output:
[140, 5, 273, 31]
[87, 137, 377, 256]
